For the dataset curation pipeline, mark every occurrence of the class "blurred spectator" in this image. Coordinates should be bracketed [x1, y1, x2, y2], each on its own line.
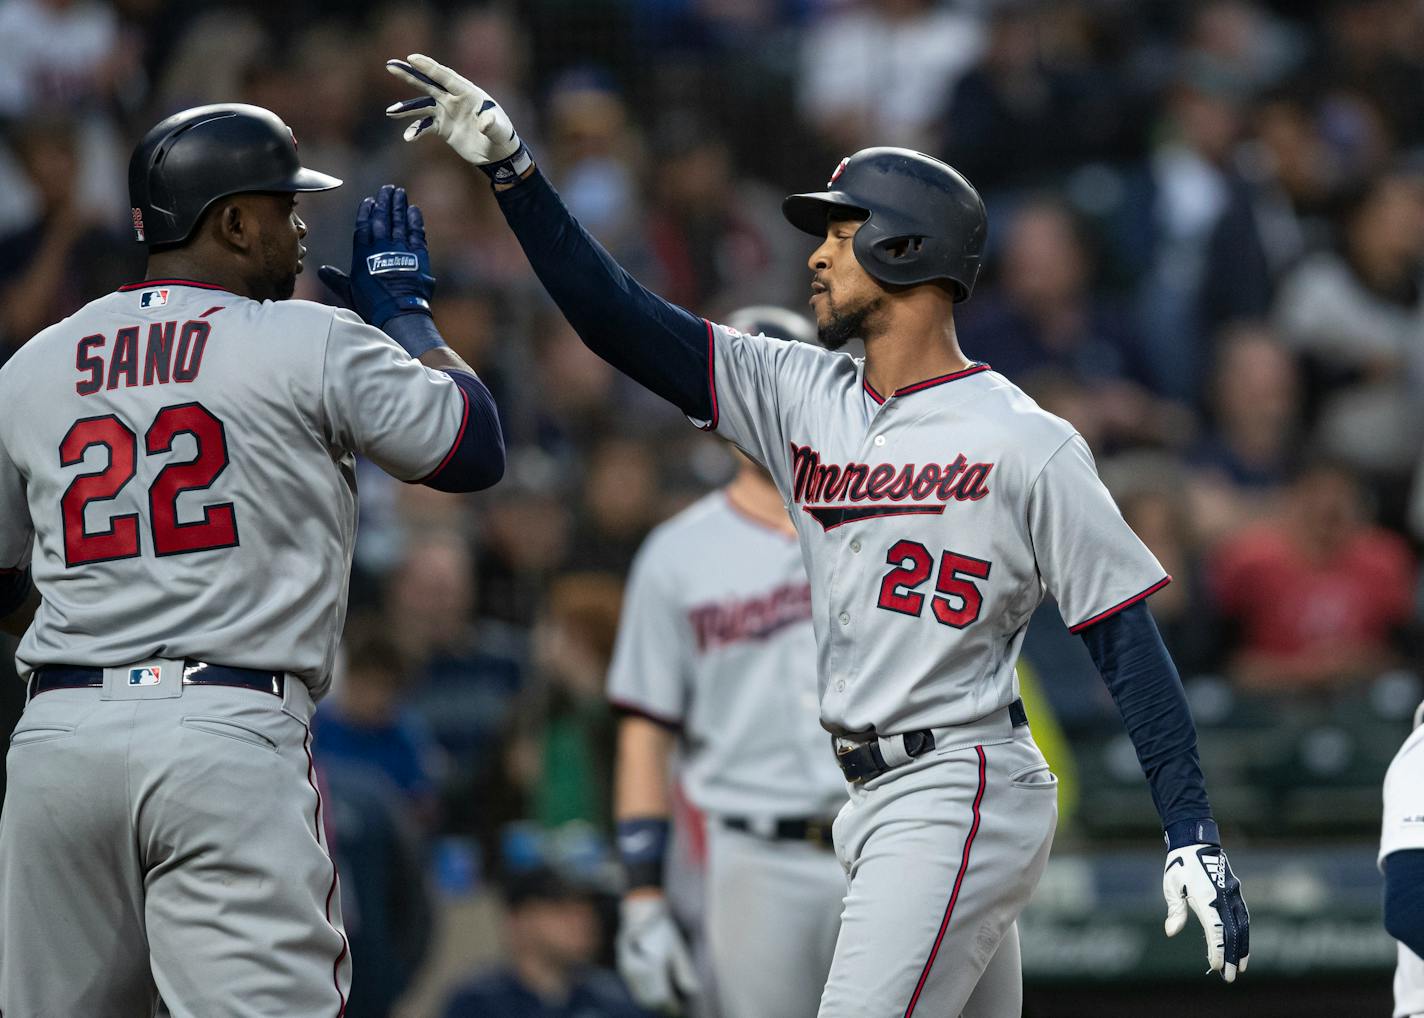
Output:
[941, 1, 1132, 190]
[0, 119, 136, 356]
[1210, 458, 1416, 692]
[477, 473, 577, 628]
[1189, 323, 1302, 543]
[1320, 0, 1424, 150]
[315, 626, 443, 827]
[506, 573, 625, 832]
[798, 0, 983, 154]
[544, 70, 644, 255]
[960, 197, 1186, 450]
[322, 758, 436, 1018]
[442, 866, 646, 1018]
[1274, 168, 1424, 475]
[642, 114, 800, 311]
[384, 531, 526, 813]
[567, 438, 663, 573]
[0, 0, 130, 115]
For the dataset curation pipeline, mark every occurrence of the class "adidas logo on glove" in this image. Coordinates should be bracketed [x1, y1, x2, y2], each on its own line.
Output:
[366, 251, 420, 274]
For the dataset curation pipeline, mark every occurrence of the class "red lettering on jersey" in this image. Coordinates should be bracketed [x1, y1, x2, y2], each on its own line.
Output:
[790, 443, 994, 508]
[143, 322, 175, 385]
[173, 321, 209, 383]
[687, 582, 813, 652]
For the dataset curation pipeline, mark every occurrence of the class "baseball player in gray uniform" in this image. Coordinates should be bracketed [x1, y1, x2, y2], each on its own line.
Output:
[385, 56, 1250, 1017]
[1382, 700, 1424, 1018]
[0, 104, 504, 1016]
[610, 306, 848, 1018]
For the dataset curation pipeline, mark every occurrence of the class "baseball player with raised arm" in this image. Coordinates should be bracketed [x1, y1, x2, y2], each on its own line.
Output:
[0, 104, 504, 1016]
[384, 56, 1250, 1017]
[611, 306, 848, 1018]
[1382, 700, 1424, 1018]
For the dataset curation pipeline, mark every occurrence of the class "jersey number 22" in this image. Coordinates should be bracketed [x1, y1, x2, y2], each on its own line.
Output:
[59, 402, 237, 566]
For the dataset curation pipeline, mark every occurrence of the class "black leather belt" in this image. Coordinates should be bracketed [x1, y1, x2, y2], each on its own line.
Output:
[723, 816, 836, 850]
[29, 662, 285, 699]
[833, 698, 1028, 783]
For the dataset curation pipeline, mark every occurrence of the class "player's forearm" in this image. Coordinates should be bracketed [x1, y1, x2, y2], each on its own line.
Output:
[614, 715, 676, 821]
[492, 168, 713, 419]
[1079, 601, 1215, 847]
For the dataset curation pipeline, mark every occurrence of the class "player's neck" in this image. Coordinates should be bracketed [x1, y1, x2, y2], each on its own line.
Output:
[862, 306, 971, 398]
[144, 251, 257, 300]
[725, 468, 794, 535]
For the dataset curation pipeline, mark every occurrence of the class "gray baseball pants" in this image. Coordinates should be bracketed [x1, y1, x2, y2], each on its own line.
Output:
[819, 713, 1057, 1018]
[705, 821, 845, 1018]
[0, 661, 351, 1017]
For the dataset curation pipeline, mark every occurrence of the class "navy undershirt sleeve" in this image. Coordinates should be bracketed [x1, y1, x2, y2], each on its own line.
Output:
[420, 369, 505, 492]
[1078, 601, 1214, 847]
[493, 169, 712, 419]
[1385, 850, 1424, 958]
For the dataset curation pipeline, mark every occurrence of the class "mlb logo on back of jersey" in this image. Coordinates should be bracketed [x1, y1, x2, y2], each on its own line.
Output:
[140, 289, 169, 309]
[128, 666, 162, 686]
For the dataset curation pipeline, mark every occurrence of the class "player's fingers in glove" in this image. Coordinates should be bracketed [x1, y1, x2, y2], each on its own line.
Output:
[385, 58, 448, 97]
[371, 184, 394, 243]
[391, 187, 408, 246]
[1220, 891, 1250, 982]
[385, 96, 437, 119]
[408, 204, 427, 253]
[354, 196, 375, 248]
[1186, 889, 1226, 977]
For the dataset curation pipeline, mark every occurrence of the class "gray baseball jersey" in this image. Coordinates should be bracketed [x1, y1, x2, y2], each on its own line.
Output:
[0, 279, 468, 695]
[1380, 720, 1424, 1017]
[697, 323, 1167, 736]
[608, 490, 846, 818]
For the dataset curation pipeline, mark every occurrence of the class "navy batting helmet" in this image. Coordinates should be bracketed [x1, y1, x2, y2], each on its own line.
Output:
[128, 103, 342, 247]
[782, 147, 986, 301]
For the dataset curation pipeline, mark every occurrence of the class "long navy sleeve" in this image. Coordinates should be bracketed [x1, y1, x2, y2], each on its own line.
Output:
[1078, 602, 1215, 847]
[1385, 850, 1424, 958]
[493, 169, 712, 419]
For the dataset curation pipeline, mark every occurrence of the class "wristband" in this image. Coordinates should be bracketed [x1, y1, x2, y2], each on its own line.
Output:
[1164, 817, 1220, 850]
[478, 140, 534, 187]
[617, 817, 670, 891]
[383, 313, 447, 358]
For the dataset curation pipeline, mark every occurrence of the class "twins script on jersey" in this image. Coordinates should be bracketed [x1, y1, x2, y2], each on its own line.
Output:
[697, 323, 1168, 736]
[0, 280, 468, 696]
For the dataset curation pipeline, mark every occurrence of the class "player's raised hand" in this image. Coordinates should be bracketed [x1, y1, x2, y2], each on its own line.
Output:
[385, 54, 532, 184]
[319, 184, 435, 328]
[617, 894, 700, 1014]
[1163, 843, 1250, 982]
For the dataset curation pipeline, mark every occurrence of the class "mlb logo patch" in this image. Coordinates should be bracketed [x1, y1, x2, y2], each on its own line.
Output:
[366, 251, 419, 274]
[128, 666, 162, 686]
[140, 289, 169, 309]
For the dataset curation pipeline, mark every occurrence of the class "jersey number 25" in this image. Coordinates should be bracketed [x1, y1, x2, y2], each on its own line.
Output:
[59, 402, 237, 567]
[877, 539, 991, 628]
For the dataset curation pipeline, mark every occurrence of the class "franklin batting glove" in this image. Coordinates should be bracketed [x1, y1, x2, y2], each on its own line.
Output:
[319, 184, 434, 330]
[1163, 843, 1250, 982]
[385, 54, 533, 185]
[617, 894, 700, 1015]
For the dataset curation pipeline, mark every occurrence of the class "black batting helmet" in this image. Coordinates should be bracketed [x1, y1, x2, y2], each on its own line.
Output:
[782, 147, 986, 301]
[128, 103, 342, 247]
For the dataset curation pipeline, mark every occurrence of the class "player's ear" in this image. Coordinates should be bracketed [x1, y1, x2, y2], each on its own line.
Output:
[212, 200, 251, 254]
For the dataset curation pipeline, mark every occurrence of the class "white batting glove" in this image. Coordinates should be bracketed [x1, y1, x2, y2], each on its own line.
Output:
[384, 54, 533, 184]
[616, 894, 700, 1014]
[1163, 843, 1251, 982]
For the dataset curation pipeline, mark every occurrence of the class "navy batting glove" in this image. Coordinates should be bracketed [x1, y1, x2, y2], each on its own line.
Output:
[319, 184, 434, 328]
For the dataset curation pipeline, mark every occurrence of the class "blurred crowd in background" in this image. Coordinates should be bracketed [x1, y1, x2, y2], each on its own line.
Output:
[4, 0, 1424, 1013]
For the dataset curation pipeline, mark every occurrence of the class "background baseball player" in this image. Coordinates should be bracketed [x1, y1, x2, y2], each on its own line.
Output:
[384, 55, 1249, 1016]
[1382, 699, 1424, 1018]
[0, 103, 504, 1015]
[610, 305, 847, 1018]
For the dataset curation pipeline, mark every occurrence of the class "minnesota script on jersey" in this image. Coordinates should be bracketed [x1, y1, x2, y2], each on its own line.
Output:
[607, 491, 847, 818]
[696, 322, 1168, 735]
[0, 281, 468, 695]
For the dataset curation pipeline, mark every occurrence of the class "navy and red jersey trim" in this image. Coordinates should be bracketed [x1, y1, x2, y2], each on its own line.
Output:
[904, 744, 987, 1017]
[1068, 575, 1173, 634]
[117, 279, 234, 294]
[872, 363, 991, 404]
[415, 383, 472, 485]
[610, 697, 684, 732]
[864, 379, 887, 404]
[699, 319, 720, 431]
